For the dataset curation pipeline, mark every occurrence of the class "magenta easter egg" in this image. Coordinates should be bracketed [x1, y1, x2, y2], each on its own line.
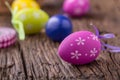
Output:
[63, 0, 90, 17]
[58, 31, 101, 65]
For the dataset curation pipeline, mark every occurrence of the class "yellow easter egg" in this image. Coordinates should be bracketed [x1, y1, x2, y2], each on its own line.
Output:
[11, 0, 40, 11]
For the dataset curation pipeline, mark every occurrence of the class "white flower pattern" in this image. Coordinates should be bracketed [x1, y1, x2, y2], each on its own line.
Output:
[90, 34, 98, 41]
[85, 54, 88, 56]
[31, 3, 37, 7]
[78, 0, 85, 6]
[70, 44, 73, 46]
[22, 3, 26, 7]
[75, 37, 85, 45]
[33, 12, 40, 19]
[71, 50, 81, 59]
[20, 14, 26, 21]
[74, 8, 82, 15]
[68, 0, 74, 3]
[90, 48, 98, 57]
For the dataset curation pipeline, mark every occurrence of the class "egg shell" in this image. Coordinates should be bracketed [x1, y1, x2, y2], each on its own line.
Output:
[13, 8, 49, 34]
[45, 14, 73, 42]
[0, 27, 17, 48]
[58, 31, 101, 65]
[12, 0, 40, 11]
[63, 0, 90, 17]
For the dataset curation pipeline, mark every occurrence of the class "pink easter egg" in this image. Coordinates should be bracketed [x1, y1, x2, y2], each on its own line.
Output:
[58, 31, 101, 65]
[63, 0, 90, 17]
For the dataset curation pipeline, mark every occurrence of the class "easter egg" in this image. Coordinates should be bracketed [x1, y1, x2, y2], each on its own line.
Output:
[0, 27, 17, 48]
[63, 0, 90, 17]
[58, 31, 101, 65]
[11, 0, 40, 11]
[12, 8, 49, 40]
[45, 14, 72, 42]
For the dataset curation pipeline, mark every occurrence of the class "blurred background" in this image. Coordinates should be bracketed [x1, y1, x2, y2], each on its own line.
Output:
[0, 0, 63, 14]
[0, 0, 120, 34]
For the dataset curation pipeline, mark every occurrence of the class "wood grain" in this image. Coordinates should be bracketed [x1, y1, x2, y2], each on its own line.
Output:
[0, 0, 120, 80]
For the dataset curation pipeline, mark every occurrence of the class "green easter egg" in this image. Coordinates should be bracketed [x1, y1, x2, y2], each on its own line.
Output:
[13, 8, 49, 34]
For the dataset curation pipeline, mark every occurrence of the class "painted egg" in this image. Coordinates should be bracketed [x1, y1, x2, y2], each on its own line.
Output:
[45, 14, 72, 42]
[0, 27, 17, 48]
[12, 8, 49, 40]
[58, 31, 101, 65]
[11, 0, 40, 11]
[63, 0, 90, 17]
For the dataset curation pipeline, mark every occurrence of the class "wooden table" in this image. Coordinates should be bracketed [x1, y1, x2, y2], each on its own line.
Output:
[0, 0, 120, 80]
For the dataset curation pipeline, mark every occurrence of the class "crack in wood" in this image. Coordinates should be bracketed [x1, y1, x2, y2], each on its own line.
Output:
[17, 43, 28, 79]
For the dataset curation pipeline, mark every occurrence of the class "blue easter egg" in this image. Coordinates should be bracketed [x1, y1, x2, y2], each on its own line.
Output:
[45, 14, 73, 42]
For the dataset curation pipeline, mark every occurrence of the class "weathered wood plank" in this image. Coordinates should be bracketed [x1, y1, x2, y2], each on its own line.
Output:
[0, 44, 26, 80]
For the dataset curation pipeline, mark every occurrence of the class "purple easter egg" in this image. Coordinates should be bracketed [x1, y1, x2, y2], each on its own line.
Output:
[58, 31, 101, 65]
[63, 0, 90, 17]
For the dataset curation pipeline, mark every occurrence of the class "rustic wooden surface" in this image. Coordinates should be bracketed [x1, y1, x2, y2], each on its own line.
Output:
[0, 0, 120, 80]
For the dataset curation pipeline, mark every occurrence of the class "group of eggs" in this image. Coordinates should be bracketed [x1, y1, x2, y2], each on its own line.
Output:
[9, 0, 105, 65]
[11, 0, 90, 41]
